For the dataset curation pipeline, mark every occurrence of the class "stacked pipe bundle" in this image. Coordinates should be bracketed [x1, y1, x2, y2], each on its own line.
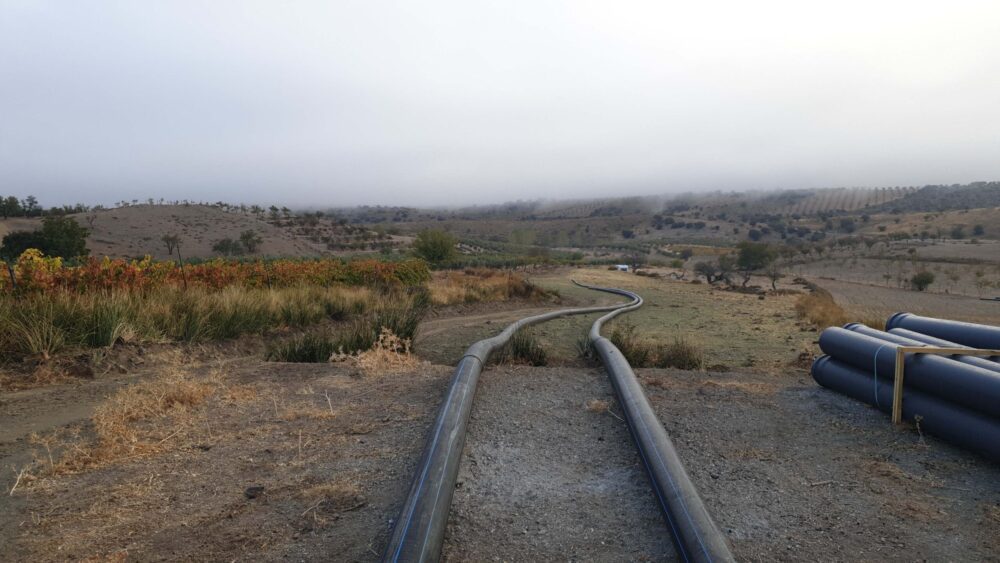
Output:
[810, 313, 1000, 462]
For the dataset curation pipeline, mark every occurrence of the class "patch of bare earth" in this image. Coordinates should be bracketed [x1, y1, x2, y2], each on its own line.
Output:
[1, 357, 452, 561]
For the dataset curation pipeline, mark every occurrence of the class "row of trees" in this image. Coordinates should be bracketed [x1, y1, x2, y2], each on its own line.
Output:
[0, 217, 89, 261]
[211, 231, 264, 257]
[693, 242, 783, 289]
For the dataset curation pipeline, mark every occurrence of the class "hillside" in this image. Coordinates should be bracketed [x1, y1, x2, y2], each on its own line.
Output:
[871, 182, 1000, 213]
[0, 205, 325, 260]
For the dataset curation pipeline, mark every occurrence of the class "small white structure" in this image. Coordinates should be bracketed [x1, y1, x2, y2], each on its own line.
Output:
[615, 264, 630, 272]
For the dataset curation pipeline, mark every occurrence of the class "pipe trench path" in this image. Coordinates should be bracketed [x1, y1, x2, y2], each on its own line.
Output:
[382, 283, 733, 562]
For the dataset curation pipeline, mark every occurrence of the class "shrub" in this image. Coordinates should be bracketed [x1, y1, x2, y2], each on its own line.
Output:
[413, 230, 457, 263]
[656, 337, 704, 370]
[266, 333, 338, 363]
[911, 271, 935, 291]
[494, 331, 547, 366]
[608, 322, 653, 367]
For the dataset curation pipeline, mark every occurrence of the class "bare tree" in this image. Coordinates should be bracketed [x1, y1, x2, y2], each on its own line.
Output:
[765, 262, 784, 291]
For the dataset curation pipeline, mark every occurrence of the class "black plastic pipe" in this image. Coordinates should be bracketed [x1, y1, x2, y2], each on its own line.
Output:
[382, 285, 642, 562]
[819, 327, 1000, 418]
[578, 281, 735, 563]
[885, 312, 1000, 350]
[843, 323, 1000, 374]
[887, 327, 1000, 365]
[811, 355, 1000, 462]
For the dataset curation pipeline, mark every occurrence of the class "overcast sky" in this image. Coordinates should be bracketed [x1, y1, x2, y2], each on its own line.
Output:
[2, 1, 999, 208]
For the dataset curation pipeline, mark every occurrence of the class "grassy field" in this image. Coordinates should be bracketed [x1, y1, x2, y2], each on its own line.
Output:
[416, 268, 818, 373]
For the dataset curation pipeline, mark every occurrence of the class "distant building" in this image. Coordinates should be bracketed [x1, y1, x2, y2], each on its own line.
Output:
[615, 264, 630, 272]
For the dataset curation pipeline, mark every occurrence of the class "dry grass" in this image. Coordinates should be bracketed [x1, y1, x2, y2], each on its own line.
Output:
[427, 269, 548, 305]
[585, 399, 610, 413]
[354, 328, 421, 377]
[25, 370, 258, 476]
[0, 285, 374, 362]
[794, 288, 849, 328]
[299, 480, 366, 512]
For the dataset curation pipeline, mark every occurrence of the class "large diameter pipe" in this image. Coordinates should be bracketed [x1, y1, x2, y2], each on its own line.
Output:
[885, 312, 1000, 350]
[818, 327, 1000, 418]
[383, 286, 641, 562]
[579, 281, 735, 563]
[843, 323, 1000, 374]
[888, 327, 1000, 364]
[811, 355, 1000, 462]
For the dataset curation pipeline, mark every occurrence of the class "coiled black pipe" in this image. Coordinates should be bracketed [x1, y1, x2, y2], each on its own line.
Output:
[577, 281, 735, 563]
[382, 284, 642, 562]
[843, 323, 1000, 374]
[811, 355, 1000, 461]
[819, 327, 1000, 417]
[886, 312, 1000, 350]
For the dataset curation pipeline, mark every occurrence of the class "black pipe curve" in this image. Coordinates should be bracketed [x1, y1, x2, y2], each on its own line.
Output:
[382, 283, 641, 562]
[575, 281, 735, 563]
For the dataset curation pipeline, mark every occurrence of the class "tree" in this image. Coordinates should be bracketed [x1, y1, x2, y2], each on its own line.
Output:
[694, 261, 718, 283]
[21, 195, 38, 217]
[240, 230, 263, 253]
[764, 262, 784, 290]
[735, 242, 776, 287]
[911, 271, 935, 291]
[950, 225, 966, 239]
[212, 238, 243, 256]
[973, 224, 985, 236]
[716, 255, 736, 284]
[0, 230, 45, 260]
[413, 229, 457, 263]
[162, 234, 180, 256]
[0, 216, 89, 260]
[1, 196, 21, 219]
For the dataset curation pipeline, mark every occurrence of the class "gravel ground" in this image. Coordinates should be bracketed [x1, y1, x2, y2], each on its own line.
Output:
[640, 368, 1000, 561]
[443, 365, 676, 561]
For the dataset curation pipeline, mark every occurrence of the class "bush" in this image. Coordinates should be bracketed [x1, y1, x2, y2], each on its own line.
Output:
[413, 230, 457, 264]
[493, 331, 547, 366]
[0, 216, 89, 261]
[608, 322, 653, 367]
[266, 333, 337, 362]
[911, 271, 935, 291]
[656, 337, 704, 370]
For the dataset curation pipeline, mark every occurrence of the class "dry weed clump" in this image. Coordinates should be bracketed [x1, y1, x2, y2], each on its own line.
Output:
[585, 399, 610, 413]
[794, 288, 849, 328]
[354, 328, 421, 377]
